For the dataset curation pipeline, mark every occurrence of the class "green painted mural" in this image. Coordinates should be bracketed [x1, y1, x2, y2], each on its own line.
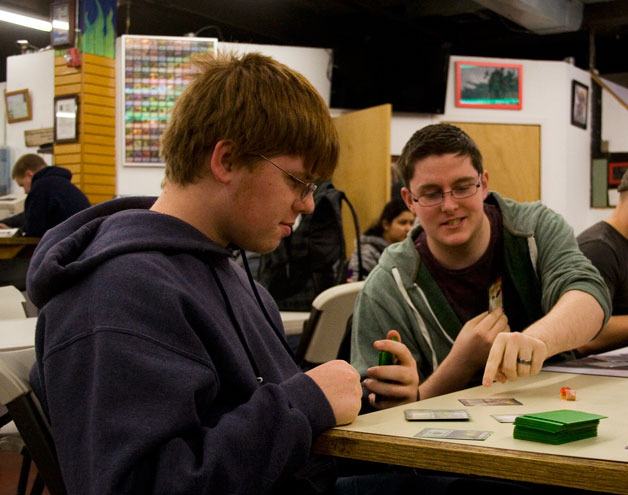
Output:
[80, 0, 116, 57]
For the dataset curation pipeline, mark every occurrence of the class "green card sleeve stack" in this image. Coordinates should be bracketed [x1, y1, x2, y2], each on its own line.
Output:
[513, 410, 607, 444]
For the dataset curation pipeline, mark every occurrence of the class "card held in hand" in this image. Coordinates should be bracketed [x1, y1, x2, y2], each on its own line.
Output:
[488, 277, 503, 312]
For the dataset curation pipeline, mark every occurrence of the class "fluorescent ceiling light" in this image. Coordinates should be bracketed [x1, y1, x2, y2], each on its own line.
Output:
[0, 8, 52, 32]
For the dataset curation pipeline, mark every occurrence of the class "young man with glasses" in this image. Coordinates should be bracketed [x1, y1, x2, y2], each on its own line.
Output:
[27, 53, 362, 494]
[351, 123, 610, 406]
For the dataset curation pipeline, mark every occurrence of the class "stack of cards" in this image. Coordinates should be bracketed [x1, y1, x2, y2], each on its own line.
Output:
[513, 410, 606, 444]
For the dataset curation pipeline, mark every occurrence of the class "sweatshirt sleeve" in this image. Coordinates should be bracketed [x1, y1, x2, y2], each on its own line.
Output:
[532, 205, 611, 323]
[41, 329, 334, 494]
[22, 189, 49, 237]
[1, 211, 24, 228]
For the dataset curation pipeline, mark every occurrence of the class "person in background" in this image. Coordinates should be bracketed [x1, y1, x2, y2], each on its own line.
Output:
[0, 153, 89, 237]
[26, 53, 361, 494]
[348, 198, 415, 281]
[352, 123, 610, 409]
[576, 169, 628, 355]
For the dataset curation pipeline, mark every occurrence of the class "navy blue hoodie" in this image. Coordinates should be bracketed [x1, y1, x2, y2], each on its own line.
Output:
[27, 197, 335, 494]
[23, 166, 90, 237]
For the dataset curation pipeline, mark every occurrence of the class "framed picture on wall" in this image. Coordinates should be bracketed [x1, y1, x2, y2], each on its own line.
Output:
[571, 80, 589, 129]
[4, 89, 32, 123]
[50, 0, 76, 48]
[455, 61, 523, 110]
[608, 156, 628, 187]
[54, 94, 79, 143]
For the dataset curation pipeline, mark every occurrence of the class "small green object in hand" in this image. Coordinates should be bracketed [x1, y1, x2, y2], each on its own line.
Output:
[378, 335, 399, 365]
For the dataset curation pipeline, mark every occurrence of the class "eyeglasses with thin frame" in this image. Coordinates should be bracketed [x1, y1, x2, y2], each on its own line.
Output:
[409, 175, 482, 207]
[257, 154, 318, 200]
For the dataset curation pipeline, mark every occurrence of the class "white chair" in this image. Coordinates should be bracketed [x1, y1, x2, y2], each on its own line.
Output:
[0, 285, 27, 320]
[0, 348, 66, 495]
[295, 281, 365, 367]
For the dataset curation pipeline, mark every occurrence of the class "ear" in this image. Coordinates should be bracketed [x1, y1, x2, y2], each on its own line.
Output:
[480, 170, 489, 200]
[400, 187, 415, 211]
[208, 140, 236, 184]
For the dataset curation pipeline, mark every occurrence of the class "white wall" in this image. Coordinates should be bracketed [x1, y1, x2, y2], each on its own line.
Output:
[6, 42, 623, 234]
[388, 55, 604, 234]
[0, 82, 6, 146]
[116, 40, 333, 197]
[5, 50, 55, 194]
[601, 78, 628, 152]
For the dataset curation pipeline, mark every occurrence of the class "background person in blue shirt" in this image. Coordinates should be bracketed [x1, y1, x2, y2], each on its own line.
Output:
[0, 153, 89, 237]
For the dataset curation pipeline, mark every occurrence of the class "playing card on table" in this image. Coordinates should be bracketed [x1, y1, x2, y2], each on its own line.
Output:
[404, 409, 470, 421]
[414, 428, 492, 441]
[491, 414, 521, 423]
[488, 277, 503, 312]
[459, 398, 522, 406]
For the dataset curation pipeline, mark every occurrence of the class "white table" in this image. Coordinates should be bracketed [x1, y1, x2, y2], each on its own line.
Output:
[280, 311, 310, 336]
[315, 371, 628, 493]
[0, 318, 36, 351]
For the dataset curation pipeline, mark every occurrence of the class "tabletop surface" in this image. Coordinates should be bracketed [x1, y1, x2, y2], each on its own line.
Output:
[315, 371, 628, 493]
[334, 371, 628, 462]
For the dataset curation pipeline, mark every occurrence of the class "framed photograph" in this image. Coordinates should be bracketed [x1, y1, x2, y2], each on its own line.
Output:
[50, 0, 76, 48]
[455, 61, 523, 110]
[54, 94, 79, 144]
[608, 156, 628, 187]
[571, 80, 589, 129]
[4, 89, 32, 123]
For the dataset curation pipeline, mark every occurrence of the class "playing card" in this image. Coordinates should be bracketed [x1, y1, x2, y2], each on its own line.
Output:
[491, 414, 521, 423]
[488, 277, 503, 312]
[458, 398, 522, 406]
[414, 428, 492, 441]
[404, 409, 470, 421]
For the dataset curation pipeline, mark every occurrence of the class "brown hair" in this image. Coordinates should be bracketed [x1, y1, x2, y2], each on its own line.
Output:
[160, 52, 339, 185]
[396, 123, 483, 186]
[11, 154, 47, 179]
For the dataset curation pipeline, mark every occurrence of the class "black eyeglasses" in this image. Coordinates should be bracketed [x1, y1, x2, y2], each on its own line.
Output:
[409, 175, 482, 207]
[257, 154, 318, 201]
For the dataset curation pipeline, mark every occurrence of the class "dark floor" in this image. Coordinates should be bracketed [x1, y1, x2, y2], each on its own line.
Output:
[0, 452, 47, 495]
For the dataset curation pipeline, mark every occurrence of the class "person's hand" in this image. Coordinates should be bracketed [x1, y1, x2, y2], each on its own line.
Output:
[449, 309, 510, 370]
[306, 360, 362, 425]
[482, 332, 548, 386]
[0, 223, 9, 229]
[362, 330, 420, 410]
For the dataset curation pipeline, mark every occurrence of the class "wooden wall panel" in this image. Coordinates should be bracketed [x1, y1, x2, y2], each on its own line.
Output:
[449, 122, 541, 202]
[333, 104, 392, 256]
[83, 144, 115, 156]
[54, 54, 116, 203]
[54, 154, 81, 165]
[55, 84, 82, 96]
[87, 194, 113, 204]
[84, 164, 116, 175]
[83, 134, 114, 146]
